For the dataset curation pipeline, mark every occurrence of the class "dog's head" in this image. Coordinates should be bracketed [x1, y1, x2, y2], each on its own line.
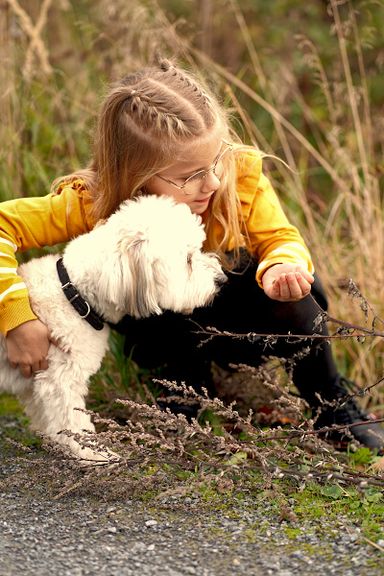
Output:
[96, 195, 226, 321]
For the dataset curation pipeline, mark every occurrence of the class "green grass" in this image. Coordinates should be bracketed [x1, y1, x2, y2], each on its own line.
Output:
[0, 393, 42, 449]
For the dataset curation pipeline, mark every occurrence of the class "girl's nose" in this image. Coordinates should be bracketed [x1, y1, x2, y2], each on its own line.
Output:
[201, 170, 220, 193]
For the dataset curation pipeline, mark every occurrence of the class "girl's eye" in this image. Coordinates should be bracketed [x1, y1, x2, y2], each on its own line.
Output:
[185, 170, 206, 184]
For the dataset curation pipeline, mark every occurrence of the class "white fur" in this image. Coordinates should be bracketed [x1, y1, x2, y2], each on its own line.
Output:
[0, 195, 226, 462]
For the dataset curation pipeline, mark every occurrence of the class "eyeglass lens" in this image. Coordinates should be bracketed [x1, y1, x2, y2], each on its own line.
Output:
[183, 145, 231, 192]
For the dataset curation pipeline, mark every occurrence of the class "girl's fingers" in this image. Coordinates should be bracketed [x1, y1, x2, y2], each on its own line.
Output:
[9, 358, 49, 377]
[266, 268, 313, 301]
[31, 361, 42, 374]
[39, 357, 49, 371]
[278, 274, 291, 300]
[295, 273, 312, 296]
[19, 363, 32, 379]
[295, 266, 314, 284]
[275, 272, 312, 301]
[284, 272, 302, 300]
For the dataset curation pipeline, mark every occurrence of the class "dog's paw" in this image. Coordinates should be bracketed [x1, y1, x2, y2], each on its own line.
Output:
[75, 445, 121, 466]
[58, 436, 120, 466]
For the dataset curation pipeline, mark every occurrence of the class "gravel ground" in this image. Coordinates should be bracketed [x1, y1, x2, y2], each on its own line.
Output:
[0, 486, 382, 576]
[1, 466, 383, 575]
[0, 418, 383, 576]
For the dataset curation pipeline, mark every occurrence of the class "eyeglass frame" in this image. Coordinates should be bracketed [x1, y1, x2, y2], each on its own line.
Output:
[155, 140, 233, 195]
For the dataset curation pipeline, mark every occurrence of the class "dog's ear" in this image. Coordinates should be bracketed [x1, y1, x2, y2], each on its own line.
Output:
[97, 236, 162, 319]
[124, 238, 162, 318]
[96, 250, 127, 314]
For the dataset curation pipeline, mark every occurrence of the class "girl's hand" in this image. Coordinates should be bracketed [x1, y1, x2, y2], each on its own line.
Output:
[6, 319, 51, 378]
[262, 263, 314, 302]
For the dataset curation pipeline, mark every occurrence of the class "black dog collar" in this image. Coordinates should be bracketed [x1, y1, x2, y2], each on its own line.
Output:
[56, 258, 104, 331]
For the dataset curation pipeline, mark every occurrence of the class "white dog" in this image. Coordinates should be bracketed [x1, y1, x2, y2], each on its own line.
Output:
[0, 195, 226, 462]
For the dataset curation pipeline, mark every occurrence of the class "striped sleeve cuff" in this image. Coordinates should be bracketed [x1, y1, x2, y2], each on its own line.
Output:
[0, 237, 17, 251]
[0, 297, 37, 335]
[0, 282, 27, 303]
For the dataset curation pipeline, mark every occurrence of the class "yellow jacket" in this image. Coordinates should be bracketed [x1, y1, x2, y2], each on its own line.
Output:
[0, 151, 313, 335]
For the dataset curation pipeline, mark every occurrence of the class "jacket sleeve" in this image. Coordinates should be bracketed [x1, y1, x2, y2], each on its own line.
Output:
[0, 183, 92, 335]
[237, 152, 314, 287]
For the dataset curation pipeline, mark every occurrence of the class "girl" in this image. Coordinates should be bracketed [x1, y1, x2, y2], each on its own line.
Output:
[1, 60, 383, 450]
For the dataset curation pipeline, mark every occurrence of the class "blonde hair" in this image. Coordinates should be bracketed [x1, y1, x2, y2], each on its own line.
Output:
[52, 59, 246, 269]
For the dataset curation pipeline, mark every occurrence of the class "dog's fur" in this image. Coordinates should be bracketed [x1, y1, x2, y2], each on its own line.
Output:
[0, 195, 226, 462]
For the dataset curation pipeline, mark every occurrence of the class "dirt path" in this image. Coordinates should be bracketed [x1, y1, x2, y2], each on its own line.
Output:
[0, 416, 383, 576]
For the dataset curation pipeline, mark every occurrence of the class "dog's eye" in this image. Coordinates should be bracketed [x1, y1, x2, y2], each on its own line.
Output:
[187, 253, 193, 271]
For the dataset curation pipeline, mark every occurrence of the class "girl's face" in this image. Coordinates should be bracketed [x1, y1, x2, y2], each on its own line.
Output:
[145, 136, 230, 215]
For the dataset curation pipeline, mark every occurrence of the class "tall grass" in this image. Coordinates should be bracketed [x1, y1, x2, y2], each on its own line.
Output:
[1, 0, 383, 410]
[207, 0, 384, 404]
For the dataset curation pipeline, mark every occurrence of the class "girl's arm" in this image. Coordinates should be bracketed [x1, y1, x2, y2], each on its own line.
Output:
[0, 182, 92, 374]
[237, 152, 314, 301]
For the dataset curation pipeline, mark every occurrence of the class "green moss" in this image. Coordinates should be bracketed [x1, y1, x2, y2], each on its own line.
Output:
[281, 481, 384, 541]
[284, 526, 302, 539]
[243, 528, 257, 543]
[0, 393, 23, 416]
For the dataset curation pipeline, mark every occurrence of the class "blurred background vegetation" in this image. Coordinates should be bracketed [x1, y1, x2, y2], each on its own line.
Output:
[1, 0, 383, 411]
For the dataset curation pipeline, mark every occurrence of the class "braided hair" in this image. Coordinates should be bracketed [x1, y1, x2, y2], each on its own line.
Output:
[90, 59, 230, 218]
[53, 60, 244, 267]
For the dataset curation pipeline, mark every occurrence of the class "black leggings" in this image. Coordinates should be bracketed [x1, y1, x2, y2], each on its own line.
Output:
[114, 254, 339, 408]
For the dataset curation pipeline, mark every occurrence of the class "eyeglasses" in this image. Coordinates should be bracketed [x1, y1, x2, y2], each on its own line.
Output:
[155, 141, 233, 195]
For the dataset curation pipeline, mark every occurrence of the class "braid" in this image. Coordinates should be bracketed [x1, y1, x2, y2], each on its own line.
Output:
[159, 59, 214, 116]
[122, 87, 192, 137]
[115, 60, 218, 141]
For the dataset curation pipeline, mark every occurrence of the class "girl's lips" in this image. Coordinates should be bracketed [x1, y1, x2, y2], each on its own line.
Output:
[194, 195, 214, 203]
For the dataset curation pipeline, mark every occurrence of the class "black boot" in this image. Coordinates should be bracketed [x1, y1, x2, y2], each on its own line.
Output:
[313, 376, 384, 452]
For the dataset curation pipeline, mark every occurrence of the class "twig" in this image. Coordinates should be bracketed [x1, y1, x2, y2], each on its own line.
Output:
[191, 283, 384, 344]
[259, 418, 384, 443]
[192, 323, 384, 344]
[362, 537, 384, 553]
